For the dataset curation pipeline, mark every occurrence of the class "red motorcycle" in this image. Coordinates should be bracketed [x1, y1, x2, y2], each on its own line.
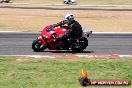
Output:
[32, 25, 92, 52]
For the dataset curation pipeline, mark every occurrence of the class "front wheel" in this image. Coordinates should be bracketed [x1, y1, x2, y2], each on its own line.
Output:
[32, 39, 47, 52]
[72, 37, 88, 52]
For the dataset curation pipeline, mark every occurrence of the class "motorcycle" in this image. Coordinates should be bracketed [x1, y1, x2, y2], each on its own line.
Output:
[32, 25, 92, 52]
[0, 0, 12, 3]
[63, 0, 77, 5]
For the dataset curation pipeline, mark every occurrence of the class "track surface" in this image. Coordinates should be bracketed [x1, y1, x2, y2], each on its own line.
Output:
[1, 6, 132, 11]
[0, 32, 132, 55]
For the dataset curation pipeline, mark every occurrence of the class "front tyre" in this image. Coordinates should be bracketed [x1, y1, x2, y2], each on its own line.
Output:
[72, 37, 88, 52]
[32, 39, 47, 52]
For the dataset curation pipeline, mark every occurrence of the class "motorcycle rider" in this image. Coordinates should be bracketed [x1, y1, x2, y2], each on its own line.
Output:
[64, 0, 76, 4]
[53, 14, 83, 48]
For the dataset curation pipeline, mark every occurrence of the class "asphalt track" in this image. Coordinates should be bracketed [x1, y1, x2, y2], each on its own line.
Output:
[1, 6, 132, 11]
[0, 32, 132, 55]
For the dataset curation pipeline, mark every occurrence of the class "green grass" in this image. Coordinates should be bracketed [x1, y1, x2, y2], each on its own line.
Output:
[0, 56, 131, 88]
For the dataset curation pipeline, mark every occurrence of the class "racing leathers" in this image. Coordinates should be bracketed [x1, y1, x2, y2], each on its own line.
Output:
[53, 20, 83, 48]
[54, 20, 83, 41]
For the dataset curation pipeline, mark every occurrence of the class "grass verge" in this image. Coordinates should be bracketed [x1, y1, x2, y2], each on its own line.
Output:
[0, 56, 131, 88]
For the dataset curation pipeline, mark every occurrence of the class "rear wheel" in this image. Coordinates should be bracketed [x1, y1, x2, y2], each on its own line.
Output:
[32, 39, 47, 52]
[72, 37, 88, 52]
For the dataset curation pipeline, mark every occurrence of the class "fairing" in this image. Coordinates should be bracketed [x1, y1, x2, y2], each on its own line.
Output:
[38, 25, 67, 50]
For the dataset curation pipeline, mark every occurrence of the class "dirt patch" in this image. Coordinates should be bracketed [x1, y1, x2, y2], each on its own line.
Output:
[0, 8, 132, 32]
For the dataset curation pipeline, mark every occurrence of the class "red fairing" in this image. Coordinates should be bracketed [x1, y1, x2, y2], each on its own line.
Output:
[38, 36, 46, 45]
[54, 27, 67, 37]
[37, 25, 67, 48]
[41, 25, 54, 39]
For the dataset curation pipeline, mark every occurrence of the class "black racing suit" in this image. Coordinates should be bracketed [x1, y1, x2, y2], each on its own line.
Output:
[54, 20, 83, 47]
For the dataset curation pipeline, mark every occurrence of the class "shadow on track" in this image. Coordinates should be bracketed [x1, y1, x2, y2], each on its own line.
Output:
[41, 50, 94, 54]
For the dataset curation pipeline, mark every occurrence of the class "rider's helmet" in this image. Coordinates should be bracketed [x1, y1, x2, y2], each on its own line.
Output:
[65, 14, 74, 22]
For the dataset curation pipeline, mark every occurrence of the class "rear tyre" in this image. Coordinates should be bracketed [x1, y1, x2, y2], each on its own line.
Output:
[72, 37, 88, 52]
[32, 39, 47, 52]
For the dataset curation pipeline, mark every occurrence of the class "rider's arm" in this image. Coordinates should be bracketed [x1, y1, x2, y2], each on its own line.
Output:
[54, 20, 69, 27]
